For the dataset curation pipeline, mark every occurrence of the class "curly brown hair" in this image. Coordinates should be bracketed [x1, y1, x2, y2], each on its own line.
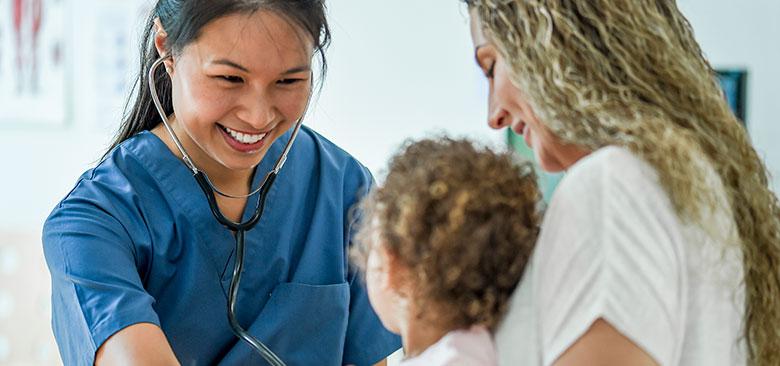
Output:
[351, 136, 542, 331]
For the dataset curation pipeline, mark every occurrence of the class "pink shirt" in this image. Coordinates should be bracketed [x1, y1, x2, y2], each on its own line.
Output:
[400, 326, 498, 366]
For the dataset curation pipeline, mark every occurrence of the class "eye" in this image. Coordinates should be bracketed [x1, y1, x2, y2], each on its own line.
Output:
[217, 75, 244, 84]
[277, 78, 305, 85]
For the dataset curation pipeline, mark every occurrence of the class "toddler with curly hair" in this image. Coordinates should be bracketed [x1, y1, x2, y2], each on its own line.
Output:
[351, 137, 542, 365]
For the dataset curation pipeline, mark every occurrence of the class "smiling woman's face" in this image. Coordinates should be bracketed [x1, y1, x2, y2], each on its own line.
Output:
[158, 10, 313, 174]
[469, 11, 589, 172]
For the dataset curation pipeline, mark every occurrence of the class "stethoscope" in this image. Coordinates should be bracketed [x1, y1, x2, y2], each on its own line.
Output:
[149, 56, 301, 366]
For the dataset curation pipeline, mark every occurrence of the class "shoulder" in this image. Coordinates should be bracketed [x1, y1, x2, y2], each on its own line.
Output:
[558, 146, 662, 201]
[535, 145, 687, 311]
[61, 133, 162, 202]
[533, 147, 688, 366]
[44, 133, 166, 240]
[547, 146, 673, 226]
[541, 145, 683, 261]
[293, 126, 374, 191]
[297, 126, 370, 170]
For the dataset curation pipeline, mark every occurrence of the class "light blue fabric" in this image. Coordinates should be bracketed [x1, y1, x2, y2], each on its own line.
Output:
[43, 128, 400, 365]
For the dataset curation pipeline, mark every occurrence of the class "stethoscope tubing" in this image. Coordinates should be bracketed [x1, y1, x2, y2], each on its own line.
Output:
[148, 57, 304, 201]
[148, 56, 298, 366]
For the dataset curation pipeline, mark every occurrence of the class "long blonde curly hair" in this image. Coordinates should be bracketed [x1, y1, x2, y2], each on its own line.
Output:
[466, 0, 780, 364]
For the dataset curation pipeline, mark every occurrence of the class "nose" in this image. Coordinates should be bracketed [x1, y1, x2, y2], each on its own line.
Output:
[236, 90, 279, 130]
[488, 109, 510, 130]
[486, 84, 510, 130]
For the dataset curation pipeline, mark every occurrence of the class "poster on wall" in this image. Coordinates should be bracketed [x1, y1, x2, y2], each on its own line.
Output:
[0, 0, 68, 126]
[89, 1, 149, 131]
[66, 0, 149, 132]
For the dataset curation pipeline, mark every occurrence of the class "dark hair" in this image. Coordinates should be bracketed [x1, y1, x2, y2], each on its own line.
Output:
[107, 0, 331, 153]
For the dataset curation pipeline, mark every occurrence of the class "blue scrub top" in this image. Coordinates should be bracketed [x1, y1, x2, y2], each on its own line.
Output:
[43, 128, 400, 365]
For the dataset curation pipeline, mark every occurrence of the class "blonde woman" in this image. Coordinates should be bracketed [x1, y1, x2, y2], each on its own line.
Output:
[464, 1, 780, 365]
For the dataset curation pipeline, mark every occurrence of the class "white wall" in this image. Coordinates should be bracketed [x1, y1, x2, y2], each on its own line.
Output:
[0, 0, 778, 364]
[0, 0, 151, 232]
[0, 0, 496, 232]
[7, 0, 776, 232]
[0, 1, 488, 363]
[308, 0, 498, 176]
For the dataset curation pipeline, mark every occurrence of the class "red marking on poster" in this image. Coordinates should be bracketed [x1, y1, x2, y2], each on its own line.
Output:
[12, 0, 44, 95]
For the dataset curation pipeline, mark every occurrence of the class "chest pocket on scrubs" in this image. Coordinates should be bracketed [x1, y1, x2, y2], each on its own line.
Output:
[222, 282, 351, 366]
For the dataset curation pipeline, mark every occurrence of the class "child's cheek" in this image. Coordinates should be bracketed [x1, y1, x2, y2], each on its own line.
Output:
[366, 250, 400, 334]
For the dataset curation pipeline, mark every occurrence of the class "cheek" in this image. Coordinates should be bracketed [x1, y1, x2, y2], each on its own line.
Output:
[365, 253, 387, 305]
[529, 117, 557, 147]
[275, 87, 312, 121]
[194, 91, 234, 122]
[493, 66, 525, 114]
[365, 269, 382, 306]
[366, 273, 385, 318]
[493, 77, 512, 104]
[364, 250, 399, 331]
[366, 270, 390, 322]
[172, 71, 234, 125]
[532, 127, 568, 171]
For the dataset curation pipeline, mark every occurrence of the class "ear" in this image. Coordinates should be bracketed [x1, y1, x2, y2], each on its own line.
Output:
[153, 18, 174, 75]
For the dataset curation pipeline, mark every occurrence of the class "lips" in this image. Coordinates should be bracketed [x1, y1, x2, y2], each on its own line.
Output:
[511, 120, 526, 135]
[511, 121, 531, 146]
[524, 124, 535, 147]
[217, 123, 271, 153]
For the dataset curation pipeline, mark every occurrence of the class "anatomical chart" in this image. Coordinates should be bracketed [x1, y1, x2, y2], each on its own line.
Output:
[0, 0, 67, 125]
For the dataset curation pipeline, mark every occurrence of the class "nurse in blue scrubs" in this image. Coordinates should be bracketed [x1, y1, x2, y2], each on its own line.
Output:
[42, 1, 400, 365]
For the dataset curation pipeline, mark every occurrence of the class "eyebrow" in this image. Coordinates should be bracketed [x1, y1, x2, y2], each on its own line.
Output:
[281, 65, 312, 75]
[211, 59, 312, 75]
[212, 59, 250, 73]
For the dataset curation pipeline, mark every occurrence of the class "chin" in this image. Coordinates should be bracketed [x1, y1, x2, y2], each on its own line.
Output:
[379, 317, 401, 335]
[218, 147, 270, 167]
[537, 157, 566, 173]
[215, 156, 263, 172]
[539, 163, 566, 173]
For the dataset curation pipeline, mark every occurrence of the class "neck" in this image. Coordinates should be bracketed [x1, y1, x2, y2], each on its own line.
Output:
[557, 143, 592, 171]
[398, 303, 452, 358]
[152, 116, 254, 194]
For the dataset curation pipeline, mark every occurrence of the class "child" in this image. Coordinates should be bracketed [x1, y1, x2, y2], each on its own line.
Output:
[351, 137, 542, 365]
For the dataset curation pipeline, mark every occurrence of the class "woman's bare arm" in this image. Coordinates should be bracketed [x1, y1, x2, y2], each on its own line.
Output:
[95, 323, 180, 366]
[553, 319, 659, 366]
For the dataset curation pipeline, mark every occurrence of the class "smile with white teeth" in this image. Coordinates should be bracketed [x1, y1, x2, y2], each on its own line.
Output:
[223, 126, 268, 144]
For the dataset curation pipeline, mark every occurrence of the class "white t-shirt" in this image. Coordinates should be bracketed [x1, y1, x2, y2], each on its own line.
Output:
[496, 146, 745, 366]
[400, 326, 498, 366]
